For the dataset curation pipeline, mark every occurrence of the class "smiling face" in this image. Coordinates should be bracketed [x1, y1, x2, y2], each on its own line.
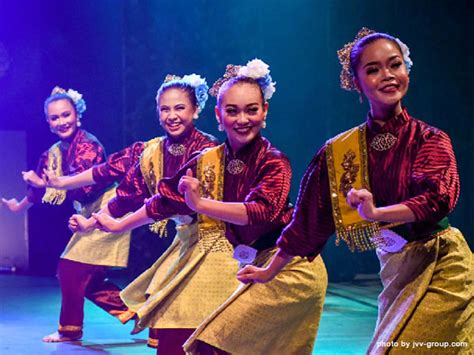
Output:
[157, 88, 197, 138]
[46, 98, 79, 141]
[354, 39, 409, 119]
[216, 82, 268, 152]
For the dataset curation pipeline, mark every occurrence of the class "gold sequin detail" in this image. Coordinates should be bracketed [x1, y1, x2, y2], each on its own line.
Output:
[339, 149, 359, 197]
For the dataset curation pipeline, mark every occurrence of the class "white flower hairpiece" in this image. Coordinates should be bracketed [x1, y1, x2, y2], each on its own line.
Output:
[395, 38, 413, 72]
[66, 89, 87, 117]
[50, 86, 87, 117]
[157, 74, 209, 112]
[238, 59, 276, 100]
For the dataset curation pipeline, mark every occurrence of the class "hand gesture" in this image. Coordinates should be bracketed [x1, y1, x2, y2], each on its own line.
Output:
[1, 198, 22, 212]
[346, 188, 379, 221]
[92, 212, 122, 233]
[69, 214, 95, 233]
[177, 169, 202, 212]
[43, 169, 63, 189]
[22, 170, 46, 188]
[236, 265, 275, 284]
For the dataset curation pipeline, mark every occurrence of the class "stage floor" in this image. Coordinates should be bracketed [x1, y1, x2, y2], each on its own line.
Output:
[0, 274, 380, 354]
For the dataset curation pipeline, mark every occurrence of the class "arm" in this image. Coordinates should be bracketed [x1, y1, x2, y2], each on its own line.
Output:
[236, 248, 294, 284]
[44, 168, 95, 190]
[93, 205, 153, 233]
[346, 188, 416, 223]
[22, 170, 46, 188]
[1, 196, 33, 213]
[67, 138, 109, 202]
[348, 130, 458, 224]
[178, 169, 249, 225]
[277, 146, 335, 259]
[68, 204, 113, 233]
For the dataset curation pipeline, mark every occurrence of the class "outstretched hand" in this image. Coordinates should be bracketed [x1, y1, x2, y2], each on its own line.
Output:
[22, 170, 46, 188]
[177, 169, 202, 212]
[236, 265, 275, 284]
[346, 188, 379, 221]
[43, 169, 63, 189]
[1, 198, 21, 212]
[69, 214, 96, 233]
[92, 212, 123, 233]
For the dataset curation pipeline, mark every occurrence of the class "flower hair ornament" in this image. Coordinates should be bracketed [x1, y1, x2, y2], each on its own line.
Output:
[337, 27, 413, 91]
[51, 86, 87, 117]
[158, 73, 209, 113]
[209, 58, 276, 100]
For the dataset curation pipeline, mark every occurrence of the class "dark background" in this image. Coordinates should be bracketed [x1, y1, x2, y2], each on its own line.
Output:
[0, 0, 472, 280]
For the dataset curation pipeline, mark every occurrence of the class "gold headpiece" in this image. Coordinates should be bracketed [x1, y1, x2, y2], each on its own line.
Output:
[337, 27, 375, 91]
[51, 86, 67, 95]
[209, 64, 241, 97]
[164, 74, 182, 83]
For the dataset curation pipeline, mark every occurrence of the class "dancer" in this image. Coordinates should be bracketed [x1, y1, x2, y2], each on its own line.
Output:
[238, 29, 473, 354]
[95, 59, 327, 355]
[2, 87, 133, 342]
[72, 74, 225, 352]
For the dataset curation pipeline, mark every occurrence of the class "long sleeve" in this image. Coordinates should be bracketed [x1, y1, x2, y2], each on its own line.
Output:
[400, 129, 459, 223]
[26, 151, 49, 204]
[277, 146, 335, 260]
[244, 152, 292, 225]
[107, 161, 152, 218]
[144, 158, 198, 220]
[66, 134, 109, 204]
[92, 141, 145, 186]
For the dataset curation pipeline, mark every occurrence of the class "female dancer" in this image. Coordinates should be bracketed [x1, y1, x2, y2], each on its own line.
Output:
[70, 74, 224, 351]
[239, 29, 473, 354]
[95, 59, 327, 354]
[2, 87, 133, 342]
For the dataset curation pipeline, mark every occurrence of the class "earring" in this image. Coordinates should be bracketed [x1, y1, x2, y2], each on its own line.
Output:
[217, 123, 224, 132]
[262, 120, 267, 129]
[77, 120, 82, 127]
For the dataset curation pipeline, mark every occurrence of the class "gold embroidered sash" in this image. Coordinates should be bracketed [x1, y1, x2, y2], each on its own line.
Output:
[196, 145, 231, 252]
[326, 124, 381, 252]
[42, 142, 67, 205]
[140, 137, 169, 236]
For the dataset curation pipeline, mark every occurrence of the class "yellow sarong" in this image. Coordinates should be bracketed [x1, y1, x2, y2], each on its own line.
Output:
[184, 249, 328, 355]
[368, 228, 473, 354]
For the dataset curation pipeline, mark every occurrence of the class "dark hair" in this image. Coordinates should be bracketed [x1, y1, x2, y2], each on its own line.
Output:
[43, 94, 77, 118]
[216, 76, 264, 108]
[156, 81, 198, 108]
[350, 33, 403, 78]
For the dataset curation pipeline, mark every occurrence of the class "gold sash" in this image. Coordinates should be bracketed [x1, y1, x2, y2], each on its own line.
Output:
[139, 137, 169, 236]
[42, 142, 67, 205]
[196, 145, 231, 253]
[326, 124, 382, 252]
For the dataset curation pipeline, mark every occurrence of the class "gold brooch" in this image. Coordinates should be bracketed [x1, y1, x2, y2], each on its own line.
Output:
[227, 159, 245, 175]
[370, 133, 397, 151]
[167, 143, 186, 156]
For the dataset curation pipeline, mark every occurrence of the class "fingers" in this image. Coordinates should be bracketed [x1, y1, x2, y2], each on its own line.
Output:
[236, 266, 258, 284]
[186, 168, 193, 177]
[346, 188, 373, 208]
